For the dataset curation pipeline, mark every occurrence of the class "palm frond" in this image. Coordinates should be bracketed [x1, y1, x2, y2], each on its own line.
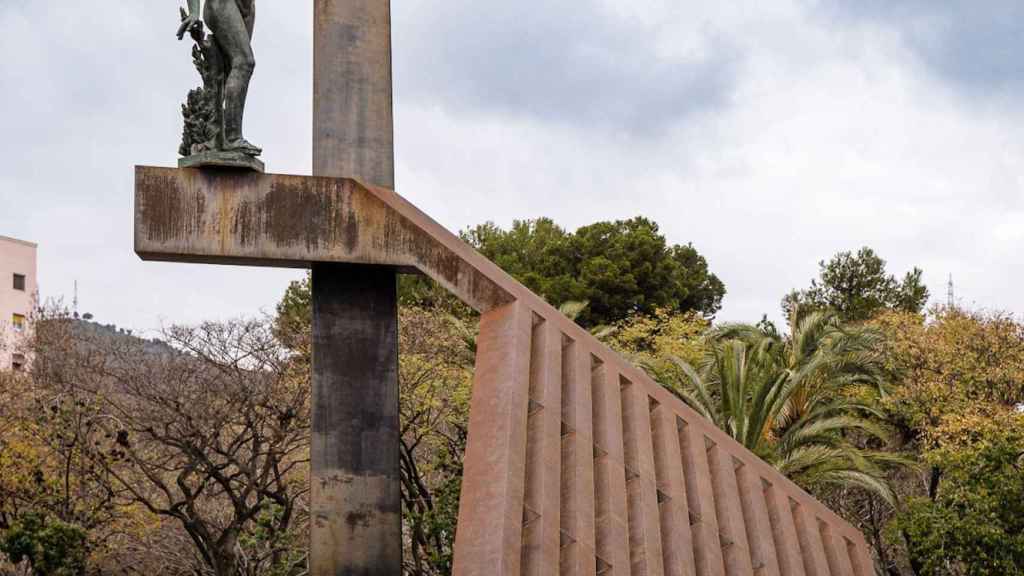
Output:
[808, 470, 898, 506]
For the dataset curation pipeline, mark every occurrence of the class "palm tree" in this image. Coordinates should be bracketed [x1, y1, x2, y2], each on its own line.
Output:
[652, 309, 908, 504]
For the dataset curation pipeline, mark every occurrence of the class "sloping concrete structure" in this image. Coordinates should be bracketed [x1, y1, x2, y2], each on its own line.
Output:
[136, 166, 876, 576]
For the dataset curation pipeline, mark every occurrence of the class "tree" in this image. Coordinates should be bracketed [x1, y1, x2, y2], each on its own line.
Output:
[868, 307, 1024, 575]
[0, 371, 50, 534]
[874, 307, 1024, 439]
[29, 316, 311, 576]
[784, 247, 929, 323]
[1, 512, 88, 576]
[893, 410, 1024, 575]
[602, 308, 708, 384]
[396, 308, 473, 576]
[652, 310, 907, 502]
[0, 311, 137, 574]
[465, 217, 725, 327]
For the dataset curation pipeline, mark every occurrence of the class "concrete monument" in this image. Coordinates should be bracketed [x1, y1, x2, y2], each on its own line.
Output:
[138, 1, 879, 574]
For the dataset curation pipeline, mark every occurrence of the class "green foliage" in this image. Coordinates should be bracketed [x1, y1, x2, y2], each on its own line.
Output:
[873, 307, 1024, 441]
[893, 412, 1024, 575]
[784, 247, 929, 322]
[464, 217, 725, 327]
[402, 440, 464, 575]
[275, 276, 473, 576]
[603, 308, 708, 391]
[1, 512, 88, 576]
[396, 274, 473, 315]
[653, 310, 907, 502]
[278, 216, 725, 332]
[397, 307, 474, 575]
[0, 352, 128, 572]
[274, 273, 473, 353]
[859, 307, 1024, 575]
[237, 505, 306, 576]
[274, 273, 314, 352]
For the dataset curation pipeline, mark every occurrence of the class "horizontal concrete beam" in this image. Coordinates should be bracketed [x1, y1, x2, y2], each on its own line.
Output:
[134, 166, 517, 312]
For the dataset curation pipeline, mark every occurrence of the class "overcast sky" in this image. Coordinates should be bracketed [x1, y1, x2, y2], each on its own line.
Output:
[2, 0, 1022, 334]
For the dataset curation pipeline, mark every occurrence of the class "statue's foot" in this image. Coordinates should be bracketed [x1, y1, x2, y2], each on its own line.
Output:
[224, 138, 262, 156]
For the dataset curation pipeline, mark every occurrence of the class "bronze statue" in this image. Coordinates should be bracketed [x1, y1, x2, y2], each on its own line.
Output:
[177, 0, 262, 169]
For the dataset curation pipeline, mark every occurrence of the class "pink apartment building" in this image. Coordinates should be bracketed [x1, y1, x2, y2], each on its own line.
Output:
[0, 235, 37, 371]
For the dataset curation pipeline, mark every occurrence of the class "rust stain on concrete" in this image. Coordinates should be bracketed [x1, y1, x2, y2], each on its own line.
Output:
[137, 172, 185, 244]
[134, 166, 516, 312]
[309, 472, 401, 573]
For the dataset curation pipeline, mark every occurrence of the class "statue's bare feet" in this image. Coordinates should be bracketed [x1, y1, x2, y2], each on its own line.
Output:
[224, 138, 262, 156]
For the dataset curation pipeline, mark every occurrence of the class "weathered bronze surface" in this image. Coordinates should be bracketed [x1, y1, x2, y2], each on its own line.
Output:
[177, 0, 262, 167]
[178, 149, 264, 171]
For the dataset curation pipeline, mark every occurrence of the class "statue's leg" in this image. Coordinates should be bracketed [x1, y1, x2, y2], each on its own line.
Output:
[205, 0, 259, 153]
[241, 0, 255, 40]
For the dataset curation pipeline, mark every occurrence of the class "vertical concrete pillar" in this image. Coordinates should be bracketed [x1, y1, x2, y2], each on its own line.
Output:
[311, 1, 399, 574]
[313, 0, 395, 186]
[310, 263, 401, 575]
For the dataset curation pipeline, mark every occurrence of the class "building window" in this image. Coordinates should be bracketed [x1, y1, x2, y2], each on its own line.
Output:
[12, 274, 26, 291]
[11, 354, 25, 371]
[12, 314, 26, 332]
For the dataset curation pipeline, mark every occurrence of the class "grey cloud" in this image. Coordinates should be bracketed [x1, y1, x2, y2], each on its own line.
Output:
[393, 0, 741, 137]
[816, 0, 1024, 93]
